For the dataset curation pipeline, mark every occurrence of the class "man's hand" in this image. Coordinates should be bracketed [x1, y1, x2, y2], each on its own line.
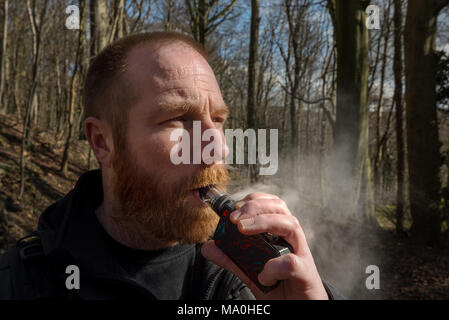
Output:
[201, 192, 329, 300]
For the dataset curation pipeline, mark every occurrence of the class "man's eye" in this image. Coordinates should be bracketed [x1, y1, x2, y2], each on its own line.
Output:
[213, 117, 226, 124]
[168, 116, 186, 122]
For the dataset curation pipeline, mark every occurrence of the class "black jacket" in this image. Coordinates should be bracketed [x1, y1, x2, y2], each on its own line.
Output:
[0, 170, 343, 300]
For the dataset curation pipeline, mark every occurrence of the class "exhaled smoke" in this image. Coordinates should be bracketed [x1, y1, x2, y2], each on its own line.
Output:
[226, 152, 384, 300]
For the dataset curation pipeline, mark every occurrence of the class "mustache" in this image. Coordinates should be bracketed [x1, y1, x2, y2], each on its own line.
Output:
[178, 165, 229, 196]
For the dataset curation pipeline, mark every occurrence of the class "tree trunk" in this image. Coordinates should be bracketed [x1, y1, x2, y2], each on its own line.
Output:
[89, 0, 96, 57]
[393, 0, 405, 234]
[19, 0, 49, 199]
[247, 0, 260, 182]
[374, 1, 391, 202]
[198, 0, 207, 46]
[109, 0, 125, 42]
[95, 0, 109, 52]
[404, 0, 448, 245]
[13, 46, 21, 121]
[0, 0, 8, 111]
[61, 1, 85, 177]
[164, 0, 173, 31]
[289, 72, 299, 168]
[327, 0, 373, 219]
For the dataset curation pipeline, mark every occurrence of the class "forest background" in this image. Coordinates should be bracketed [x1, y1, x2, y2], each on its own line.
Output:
[0, 0, 449, 299]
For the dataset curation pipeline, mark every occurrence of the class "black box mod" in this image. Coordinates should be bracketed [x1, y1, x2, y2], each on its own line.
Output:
[199, 186, 294, 293]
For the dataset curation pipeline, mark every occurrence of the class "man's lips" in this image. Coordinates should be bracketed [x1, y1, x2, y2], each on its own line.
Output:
[189, 188, 208, 207]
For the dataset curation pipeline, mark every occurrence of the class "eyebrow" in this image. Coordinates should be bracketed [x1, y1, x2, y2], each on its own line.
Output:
[159, 101, 230, 117]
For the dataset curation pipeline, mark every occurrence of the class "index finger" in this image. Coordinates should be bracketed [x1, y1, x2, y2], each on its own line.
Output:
[234, 192, 281, 210]
[241, 192, 280, 201]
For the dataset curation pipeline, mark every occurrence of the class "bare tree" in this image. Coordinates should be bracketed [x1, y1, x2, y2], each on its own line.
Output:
[19, 0, 49, 199]
[185, 0, 237, 47]
[0, 0, 8, 111]
[278, 0, 323, 175]
[327, 0, 374, 219]
[404, 0, 449, 245]
[95, 0, 109, 53]
[373, 0, 392, 198]
[247, 0, 260, 182]
[60, 0, 86, 177]
[393, 0, 405, 234]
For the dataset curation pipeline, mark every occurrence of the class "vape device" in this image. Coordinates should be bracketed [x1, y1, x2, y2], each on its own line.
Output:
[199, 186, 294, 293]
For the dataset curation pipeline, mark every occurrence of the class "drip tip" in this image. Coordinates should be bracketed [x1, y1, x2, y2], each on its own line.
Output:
[198, 185, 227, 208]
[199, 186, 212, 200]
[198, 185, 231, 215]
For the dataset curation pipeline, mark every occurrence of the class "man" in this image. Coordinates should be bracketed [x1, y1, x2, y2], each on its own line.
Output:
[0, 32, 343, 300]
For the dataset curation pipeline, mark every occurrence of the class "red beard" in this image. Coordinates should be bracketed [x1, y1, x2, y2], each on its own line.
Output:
[111, 148, 229, 244]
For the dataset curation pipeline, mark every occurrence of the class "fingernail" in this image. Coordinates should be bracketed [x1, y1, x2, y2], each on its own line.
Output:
[235, 201, 244, 210]
[231, 210, 242, 221]
[239, 218, 253, 229]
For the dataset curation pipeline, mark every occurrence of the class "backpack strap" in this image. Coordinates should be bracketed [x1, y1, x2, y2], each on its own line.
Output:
[7, 232, 45, 299]
[7, 232, 77, 300]
[17, 232, 45, 262]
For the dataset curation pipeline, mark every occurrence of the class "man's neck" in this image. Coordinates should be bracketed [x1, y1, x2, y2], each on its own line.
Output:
[95, 202, 179, 251]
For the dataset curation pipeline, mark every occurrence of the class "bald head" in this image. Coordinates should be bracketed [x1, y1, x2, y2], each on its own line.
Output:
[124, 41, 223, 116]
[83, 32, 209, 152]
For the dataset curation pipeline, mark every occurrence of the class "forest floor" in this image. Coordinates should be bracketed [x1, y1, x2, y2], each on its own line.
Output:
[0, 113, 448, 300]
[337, 222, 449, 299]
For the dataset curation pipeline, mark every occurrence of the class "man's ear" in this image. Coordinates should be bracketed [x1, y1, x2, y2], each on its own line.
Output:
[84, 117, 114, 168]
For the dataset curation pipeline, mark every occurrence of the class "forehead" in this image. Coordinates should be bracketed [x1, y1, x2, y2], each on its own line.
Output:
[125, 42, 223, 105]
